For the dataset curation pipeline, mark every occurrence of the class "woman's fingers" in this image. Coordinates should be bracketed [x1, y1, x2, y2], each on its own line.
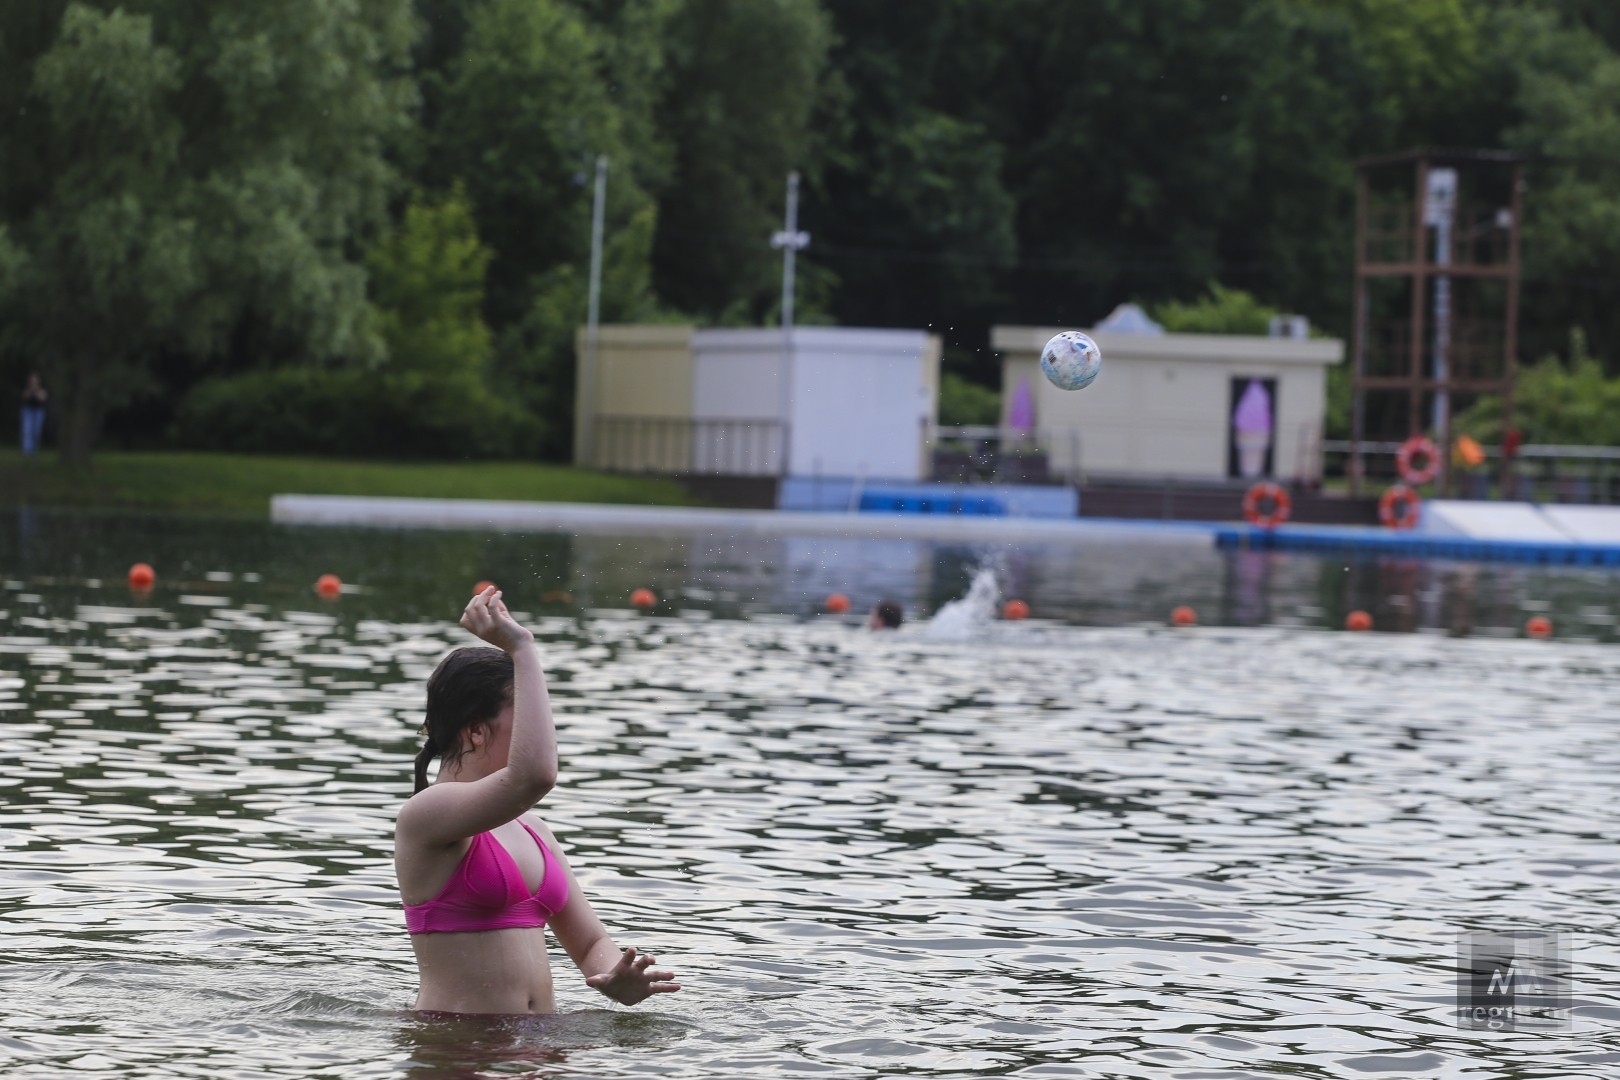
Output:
[459, 587, 504, 639]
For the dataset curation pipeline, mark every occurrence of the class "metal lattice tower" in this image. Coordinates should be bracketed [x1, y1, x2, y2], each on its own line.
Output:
[1350, 148, 1526, 497]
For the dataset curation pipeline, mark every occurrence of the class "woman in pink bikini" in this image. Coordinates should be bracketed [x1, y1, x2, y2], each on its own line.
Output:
[394, 586, 681, 1014]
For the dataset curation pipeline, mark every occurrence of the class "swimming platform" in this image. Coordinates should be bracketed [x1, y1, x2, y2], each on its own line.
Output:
[271, 494, 1620, 566]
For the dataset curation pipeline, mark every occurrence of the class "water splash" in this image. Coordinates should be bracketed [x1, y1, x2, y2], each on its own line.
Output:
[922, 565, 1001, 641]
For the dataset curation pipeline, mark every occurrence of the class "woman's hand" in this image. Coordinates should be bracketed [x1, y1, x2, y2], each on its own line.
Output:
[585, 946, 682, 1006]
[459, 587, 536, 654]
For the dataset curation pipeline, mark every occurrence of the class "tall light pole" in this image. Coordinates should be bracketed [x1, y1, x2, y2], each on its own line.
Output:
[1426, 167, 1457, 493]
[770, 171, 810, 476]
[580, 155, 608, 467]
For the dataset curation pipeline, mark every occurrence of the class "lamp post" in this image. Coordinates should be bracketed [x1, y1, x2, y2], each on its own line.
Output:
[771, 171, 810, 476]
[1426, 166, 1457, 494]
[581, 155, 608, 467]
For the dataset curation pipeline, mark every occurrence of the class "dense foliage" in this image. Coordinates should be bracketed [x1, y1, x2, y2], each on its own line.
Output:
[5, 0, 1620, 458]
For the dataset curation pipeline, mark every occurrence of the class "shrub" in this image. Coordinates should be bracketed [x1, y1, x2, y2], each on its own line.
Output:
[938, 371, 1001, 427]
[1455, 329, 1620, 446]
[171, 366, 543, 458]
[1149, 284, 1279, 336]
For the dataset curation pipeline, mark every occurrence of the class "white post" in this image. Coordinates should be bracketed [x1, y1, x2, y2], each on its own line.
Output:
[582, 155, 608, 467]
[1425, 167, 1457, 487]
[771, 171, 810, 477]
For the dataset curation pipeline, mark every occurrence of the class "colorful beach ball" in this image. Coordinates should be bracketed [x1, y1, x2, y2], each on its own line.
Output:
[1040, 331, 1103, 391]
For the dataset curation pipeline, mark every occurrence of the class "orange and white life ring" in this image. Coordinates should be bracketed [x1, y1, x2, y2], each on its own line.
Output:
[1242, 481, 1292, 529]
[1379, 484, 1422, 530]
[1396, 436, 1440, 485]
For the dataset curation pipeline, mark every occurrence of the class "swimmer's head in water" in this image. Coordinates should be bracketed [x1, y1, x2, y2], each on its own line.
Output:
[415, 646, 514, 792]
[869, 599, 903, 630]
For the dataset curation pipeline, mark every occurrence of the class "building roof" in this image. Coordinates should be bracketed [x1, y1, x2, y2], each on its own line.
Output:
[1354, 147, 1529, 169]
[991, 325, 1343, 366]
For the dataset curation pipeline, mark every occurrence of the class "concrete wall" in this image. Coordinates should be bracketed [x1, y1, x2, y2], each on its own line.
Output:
[690, 328, 789, 476]
[688, 326, 940, 481]
[785, 327, 938, 481]
[574, 324, 694, 471]
[993, 327, 1343, 483]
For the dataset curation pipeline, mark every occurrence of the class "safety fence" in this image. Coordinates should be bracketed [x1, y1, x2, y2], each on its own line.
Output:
[591, 416, 786, 476]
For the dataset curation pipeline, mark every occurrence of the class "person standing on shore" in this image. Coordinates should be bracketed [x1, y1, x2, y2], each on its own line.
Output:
[19, 373, 47, 455]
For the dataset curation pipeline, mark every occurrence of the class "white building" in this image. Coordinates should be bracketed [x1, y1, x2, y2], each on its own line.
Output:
[576, 325, 941, 482]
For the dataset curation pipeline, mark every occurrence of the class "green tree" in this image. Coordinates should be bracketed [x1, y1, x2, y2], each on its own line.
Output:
[0, 0, 416, 460]
[1149, 284, 1281, 336]
[1487, 5, 1620, 368]
[493, 200, 670, 457]
[810, 6, 1017, 329]
[1453, 328, 1620, 445]
[430, 0, 642, 327]
[368, 184, 494, 376]
[651, 0, 833, 321]
[806, 0, 1515, 389]
[423, 0, 671, 457]
[937, 371, 1000, 427]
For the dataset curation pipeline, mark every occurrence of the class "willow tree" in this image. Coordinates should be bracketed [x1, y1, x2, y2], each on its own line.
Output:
[0, 1, 416, 460]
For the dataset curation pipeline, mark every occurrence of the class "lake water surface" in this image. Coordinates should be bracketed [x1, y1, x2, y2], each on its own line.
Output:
[2, 509, 1619, 1078]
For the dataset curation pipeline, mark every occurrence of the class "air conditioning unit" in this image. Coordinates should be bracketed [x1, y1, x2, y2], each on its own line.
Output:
[1268, 314, 1309, 340]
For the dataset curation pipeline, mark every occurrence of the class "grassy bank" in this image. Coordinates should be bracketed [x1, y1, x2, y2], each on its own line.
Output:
[0, 450, 695, 517]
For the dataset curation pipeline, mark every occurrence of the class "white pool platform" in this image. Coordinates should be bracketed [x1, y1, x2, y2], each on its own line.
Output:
[269, 494, 1216, 546]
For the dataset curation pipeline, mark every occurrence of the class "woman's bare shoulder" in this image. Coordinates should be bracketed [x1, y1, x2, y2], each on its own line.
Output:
[521, 811, 559, 842]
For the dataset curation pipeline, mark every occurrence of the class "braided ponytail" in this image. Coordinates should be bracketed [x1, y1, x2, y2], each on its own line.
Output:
[414, 740, 437, 793]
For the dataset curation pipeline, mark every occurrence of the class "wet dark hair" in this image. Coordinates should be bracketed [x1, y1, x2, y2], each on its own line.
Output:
[873, 599, 903, 629]
[414, 647, 514, 793]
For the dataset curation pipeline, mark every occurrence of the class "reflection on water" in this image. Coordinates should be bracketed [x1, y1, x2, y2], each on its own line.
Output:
[2, 509, 1620, 1078]
[6, 507, 1616, 637]
[396, 1009, 687, 1078]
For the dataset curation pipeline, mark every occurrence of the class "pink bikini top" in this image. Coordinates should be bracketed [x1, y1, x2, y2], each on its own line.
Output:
[404, 819, 569, 935]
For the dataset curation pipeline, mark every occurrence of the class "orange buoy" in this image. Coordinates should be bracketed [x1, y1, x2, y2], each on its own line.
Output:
[540, 590, 573, 604]
[1525, 615, 1553, 639]
[1345, 610, 1373, 632]
[1002, 598, 1030, 621]
[825, 593, 851, 614]
[472, 580, 496, 596]
[127, 563, 156, 590]
[316, 573, 342, 599]
[630, 587, 657, 609]
[1170, 605, 1197, 627]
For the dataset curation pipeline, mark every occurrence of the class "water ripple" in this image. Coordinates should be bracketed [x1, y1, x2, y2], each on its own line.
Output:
[1, 528, 1618, 1077]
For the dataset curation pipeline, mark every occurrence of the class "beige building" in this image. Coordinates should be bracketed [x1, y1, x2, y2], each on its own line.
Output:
[993, 326, 1344, 484]
[573, 324, 698, 473]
